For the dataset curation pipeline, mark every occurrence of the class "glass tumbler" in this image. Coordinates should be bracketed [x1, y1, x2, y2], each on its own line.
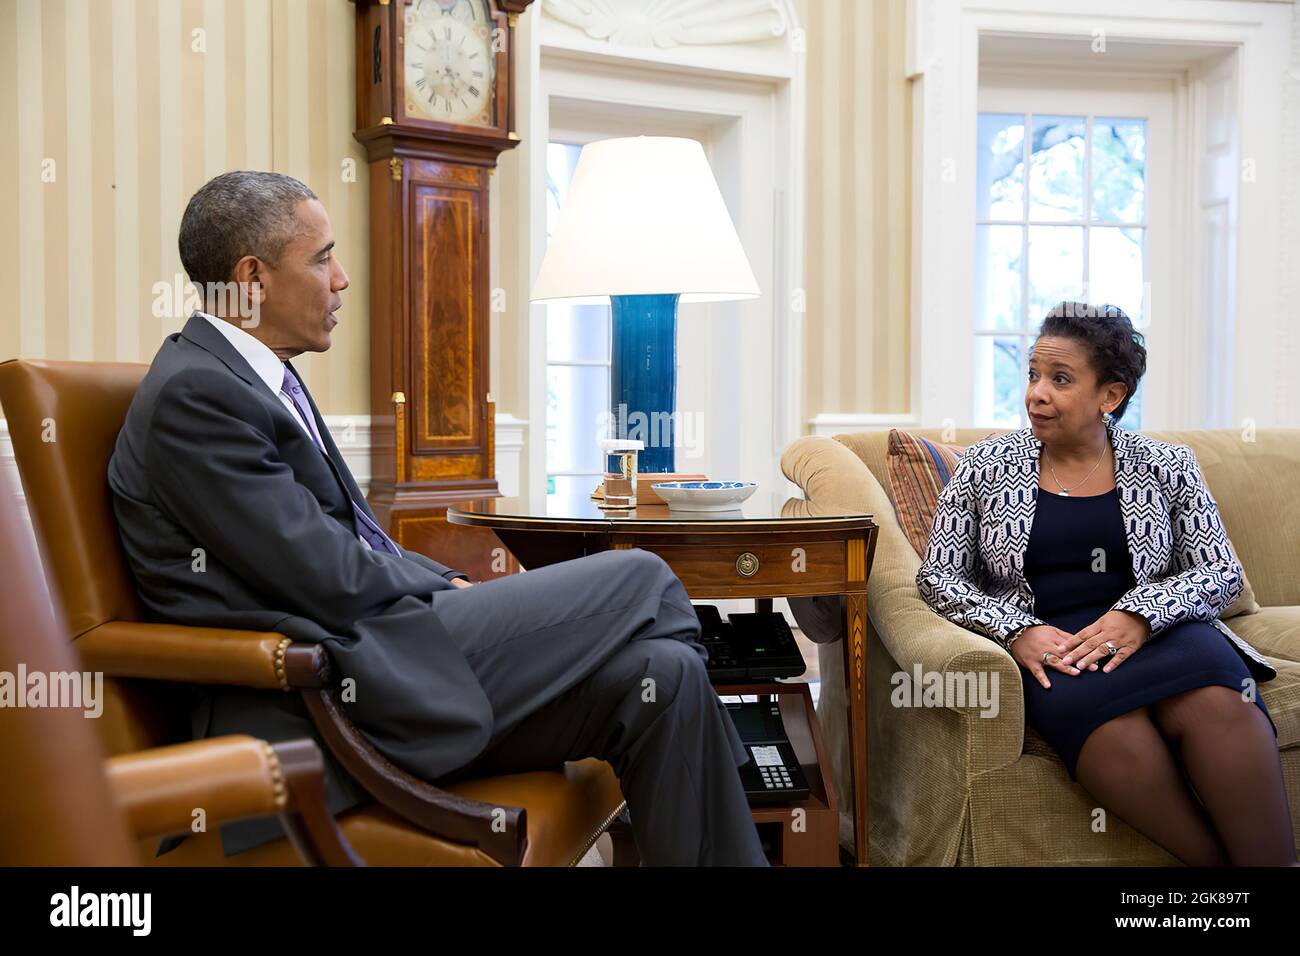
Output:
[598, 439, 643, 509]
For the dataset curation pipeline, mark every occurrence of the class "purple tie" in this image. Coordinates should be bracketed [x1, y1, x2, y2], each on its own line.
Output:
[280, 364, 402, 556]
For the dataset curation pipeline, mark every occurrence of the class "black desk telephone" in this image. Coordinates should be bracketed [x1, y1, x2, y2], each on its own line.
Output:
[695, 604, 810, 804]
[693, 604, 806, 682]
[724, 698, 811, 805]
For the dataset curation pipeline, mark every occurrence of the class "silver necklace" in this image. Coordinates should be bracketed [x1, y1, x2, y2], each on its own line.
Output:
[1045, 445, 1107, 497]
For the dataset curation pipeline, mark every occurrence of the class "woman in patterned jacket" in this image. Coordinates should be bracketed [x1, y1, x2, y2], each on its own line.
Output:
[917, 302, 1295, 866]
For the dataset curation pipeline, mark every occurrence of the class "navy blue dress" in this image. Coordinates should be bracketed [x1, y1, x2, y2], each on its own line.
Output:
[1019, 487, 1276, 780]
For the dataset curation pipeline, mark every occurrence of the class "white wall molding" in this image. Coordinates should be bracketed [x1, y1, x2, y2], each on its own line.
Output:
[1277, 0, 1300, 428]
[494, 414, 529, 498]
[542, 0, 789, 52]
[2, 414, 528, 508]
[808, 413, 919, 438]
[322, 414, 372, 496]
[0, 417, 23, 508]
[1, 418, 45, 600]
[539, 0, 797, 79]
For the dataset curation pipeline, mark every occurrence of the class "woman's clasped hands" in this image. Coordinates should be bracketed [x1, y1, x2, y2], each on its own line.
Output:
[1010, 610, 1152, 688]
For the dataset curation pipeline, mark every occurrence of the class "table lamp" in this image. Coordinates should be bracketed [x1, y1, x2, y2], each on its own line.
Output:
[530, 136, 761, 473]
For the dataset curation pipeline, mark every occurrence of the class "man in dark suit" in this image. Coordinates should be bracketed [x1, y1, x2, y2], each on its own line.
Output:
[108, 171, 767, 865]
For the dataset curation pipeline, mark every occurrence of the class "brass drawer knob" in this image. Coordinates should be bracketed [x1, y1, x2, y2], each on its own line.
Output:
[736, 552, 760, 577]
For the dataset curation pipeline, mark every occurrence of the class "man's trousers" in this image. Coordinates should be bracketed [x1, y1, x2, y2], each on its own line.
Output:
[431, 548, 768, 866]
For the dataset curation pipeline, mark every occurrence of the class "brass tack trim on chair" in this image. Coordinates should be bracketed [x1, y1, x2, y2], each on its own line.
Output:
[261, 741, 289, 811]
[568, 799, 627, 867]
[274, 637, 292, 692]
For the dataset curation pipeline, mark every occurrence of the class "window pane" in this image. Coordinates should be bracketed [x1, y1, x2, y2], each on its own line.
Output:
[1028, 225, 1084, 328]
[1092, 118, 1146, 224]
[1088, 227, 1146, 327]
[546, 364, 608, 475]
[547, 139, 612, 483]
[546, 141, 611, 362]
[546, 142, 582, 238]
[1029, 115, 1086, 222]
[974, 336, 1024, 428]
[975, 225, 1023, 331]
[977, 113, 1026, 220]
[549, 474, 602, 499]
[546, 303, 610, 362]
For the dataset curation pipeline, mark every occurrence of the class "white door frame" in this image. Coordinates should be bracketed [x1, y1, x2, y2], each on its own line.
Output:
[908, 0, 1297, 429]
[521, 7, 805, 502]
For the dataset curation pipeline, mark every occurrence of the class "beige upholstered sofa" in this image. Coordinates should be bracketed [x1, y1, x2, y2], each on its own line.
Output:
[781, 427, 1300, 866]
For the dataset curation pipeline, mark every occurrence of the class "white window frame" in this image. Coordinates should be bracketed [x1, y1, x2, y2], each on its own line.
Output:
[975, 76, 1174, 429]
[907, 0, 1297, 430]
[541, 137, 614, 494]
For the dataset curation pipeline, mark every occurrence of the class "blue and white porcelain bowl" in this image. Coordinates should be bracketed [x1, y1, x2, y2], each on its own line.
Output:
[650, 481, 758, 512]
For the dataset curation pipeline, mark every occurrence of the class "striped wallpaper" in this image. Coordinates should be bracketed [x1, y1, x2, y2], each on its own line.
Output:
[0, 0, 370, 414]
[1, 0, 915, 423]
[802, 0, 912, 422]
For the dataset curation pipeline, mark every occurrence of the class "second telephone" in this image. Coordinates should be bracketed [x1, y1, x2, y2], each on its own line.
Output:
[693, 604, 806, 682]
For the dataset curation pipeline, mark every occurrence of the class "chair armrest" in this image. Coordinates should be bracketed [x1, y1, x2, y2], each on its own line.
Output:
[105, 735, 362, 865]
[284, 645, 529, 866]
[82, 622, 528, 864]
[76, 620, 286, 689]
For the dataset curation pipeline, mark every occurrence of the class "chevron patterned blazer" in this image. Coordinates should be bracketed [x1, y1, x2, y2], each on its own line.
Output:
[915, 416, 1276, 682]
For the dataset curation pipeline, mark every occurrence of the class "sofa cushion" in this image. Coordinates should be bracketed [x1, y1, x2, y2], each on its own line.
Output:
[1222, 606, 1300, 664]
[883, 428, 1259, 620]
[1144, 429, 1300, 608]
[884, 429, 965, 556]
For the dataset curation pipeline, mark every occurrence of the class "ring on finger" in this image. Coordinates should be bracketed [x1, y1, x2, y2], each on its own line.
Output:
[1104, 641, 1119, 656]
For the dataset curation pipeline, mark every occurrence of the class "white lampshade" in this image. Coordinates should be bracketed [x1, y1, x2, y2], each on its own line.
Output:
[530, 136, 761, 305]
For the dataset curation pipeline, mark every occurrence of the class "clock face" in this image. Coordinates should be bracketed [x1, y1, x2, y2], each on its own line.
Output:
[403, 0, 496, 129]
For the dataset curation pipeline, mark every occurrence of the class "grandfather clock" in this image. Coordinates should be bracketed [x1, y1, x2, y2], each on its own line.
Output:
[352, 0, 533, 579]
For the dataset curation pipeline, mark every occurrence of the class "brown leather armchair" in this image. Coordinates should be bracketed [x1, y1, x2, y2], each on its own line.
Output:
[0, 358, 632, 866]
[0, 462, 359, 866]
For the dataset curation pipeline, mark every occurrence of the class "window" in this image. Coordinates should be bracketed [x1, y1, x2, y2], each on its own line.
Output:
[974, 112, 1148, 428]
[544, 141, 611, 497]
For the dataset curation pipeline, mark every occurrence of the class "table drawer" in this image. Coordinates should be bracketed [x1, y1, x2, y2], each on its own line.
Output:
[638, 539, 848, 595]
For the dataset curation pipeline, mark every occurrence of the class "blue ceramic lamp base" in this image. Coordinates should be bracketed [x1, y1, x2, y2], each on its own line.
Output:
[609, 293, 680, 474]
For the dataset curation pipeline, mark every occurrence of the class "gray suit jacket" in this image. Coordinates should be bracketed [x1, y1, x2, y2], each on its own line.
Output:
[108, 313, 494, 854]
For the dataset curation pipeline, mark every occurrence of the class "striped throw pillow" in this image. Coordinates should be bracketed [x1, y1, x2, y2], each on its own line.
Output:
[885, 429, 966, 556]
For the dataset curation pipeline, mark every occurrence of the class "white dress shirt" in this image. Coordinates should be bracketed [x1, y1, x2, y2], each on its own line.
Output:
[197, 311, 374, 550]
